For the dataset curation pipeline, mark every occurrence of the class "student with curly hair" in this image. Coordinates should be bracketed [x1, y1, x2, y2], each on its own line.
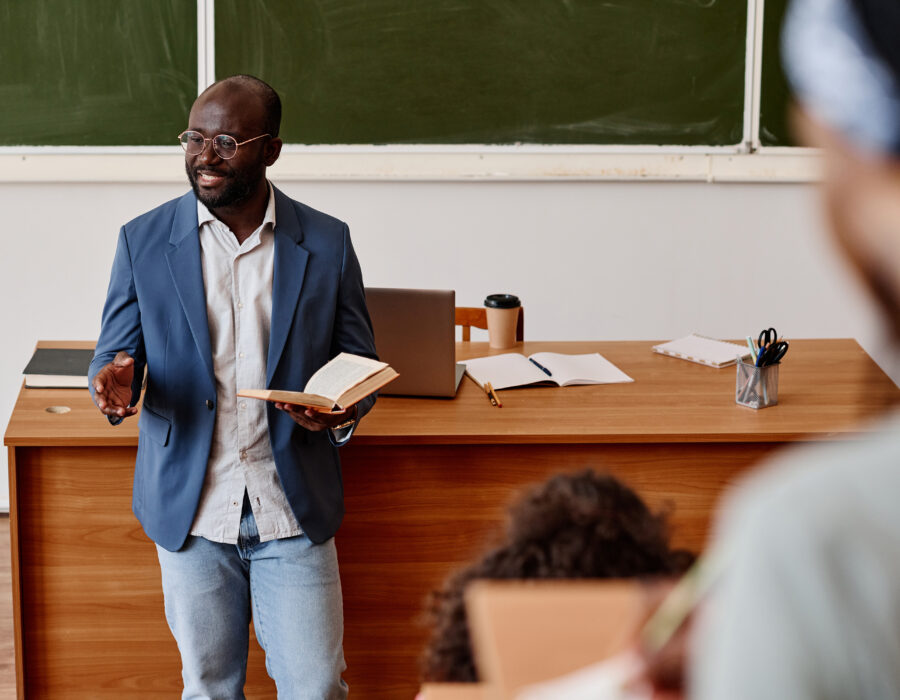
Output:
[420, 469, 694, 683]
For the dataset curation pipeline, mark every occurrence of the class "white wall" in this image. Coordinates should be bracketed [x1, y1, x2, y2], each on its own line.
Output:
[1, 178, 895, 511]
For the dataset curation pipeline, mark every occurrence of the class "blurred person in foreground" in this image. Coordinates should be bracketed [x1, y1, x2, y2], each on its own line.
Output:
[690, 0, 900, 697]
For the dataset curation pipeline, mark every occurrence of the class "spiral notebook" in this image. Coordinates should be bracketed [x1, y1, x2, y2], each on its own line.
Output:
[652, 334, 752, 368]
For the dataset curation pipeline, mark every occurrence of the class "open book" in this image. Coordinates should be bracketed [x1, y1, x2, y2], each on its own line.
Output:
[238, 353, 398, 412]
[464, 352, 633, 391]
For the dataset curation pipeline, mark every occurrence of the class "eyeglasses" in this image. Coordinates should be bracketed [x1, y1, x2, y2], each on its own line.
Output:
[178, 130, 271, 160]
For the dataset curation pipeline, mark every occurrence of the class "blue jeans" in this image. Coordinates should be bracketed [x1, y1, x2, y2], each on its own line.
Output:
[156, 496, 348, 699]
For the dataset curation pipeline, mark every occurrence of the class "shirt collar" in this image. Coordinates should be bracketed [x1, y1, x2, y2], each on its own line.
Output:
[196, 181, 277, 231]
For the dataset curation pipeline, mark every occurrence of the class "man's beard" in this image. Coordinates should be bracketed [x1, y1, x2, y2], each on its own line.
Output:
[185, 161, 259, 209]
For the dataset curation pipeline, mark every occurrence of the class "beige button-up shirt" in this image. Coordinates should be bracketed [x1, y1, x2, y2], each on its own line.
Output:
[189, 184, 303, 544]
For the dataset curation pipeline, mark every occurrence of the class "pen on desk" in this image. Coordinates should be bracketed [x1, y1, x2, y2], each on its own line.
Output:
[528, 357, 553, 377]
[485, 382, 502, 408]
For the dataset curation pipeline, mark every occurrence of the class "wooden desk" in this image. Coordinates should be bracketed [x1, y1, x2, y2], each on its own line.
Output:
[5, 339, 897, 698]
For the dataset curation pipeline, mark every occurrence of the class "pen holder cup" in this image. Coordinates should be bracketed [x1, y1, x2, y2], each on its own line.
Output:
[735, 358, 779, 409]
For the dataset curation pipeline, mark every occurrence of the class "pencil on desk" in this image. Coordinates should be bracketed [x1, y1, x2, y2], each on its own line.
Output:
[484, 382, 502, 408]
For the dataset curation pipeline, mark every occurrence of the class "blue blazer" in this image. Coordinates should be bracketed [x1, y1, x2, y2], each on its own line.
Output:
[89, 187, 377, 551]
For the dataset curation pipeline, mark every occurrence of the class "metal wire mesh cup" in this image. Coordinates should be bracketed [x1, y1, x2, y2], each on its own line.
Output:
[736, 357, 779, 409]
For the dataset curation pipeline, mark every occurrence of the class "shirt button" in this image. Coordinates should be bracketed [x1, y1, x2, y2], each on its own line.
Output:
[238, 352, 245, 359]
[238, 302, 244, 309]
[205, 399, 214, 410]
[240, 451, 247, 460]
[240, 402, 247, 410]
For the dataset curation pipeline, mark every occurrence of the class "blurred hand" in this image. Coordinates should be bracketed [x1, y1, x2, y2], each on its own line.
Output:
[625, 579, 690, 700]
[274, 403, 356, 432]
[639, 625, 688, 700]
[92, 351, 137, 418]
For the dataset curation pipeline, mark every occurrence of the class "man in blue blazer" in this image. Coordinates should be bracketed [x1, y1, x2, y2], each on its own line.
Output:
[89, 75, 375, 698]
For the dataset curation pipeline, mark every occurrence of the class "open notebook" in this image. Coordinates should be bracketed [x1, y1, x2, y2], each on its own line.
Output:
[464, 352, 633, 391]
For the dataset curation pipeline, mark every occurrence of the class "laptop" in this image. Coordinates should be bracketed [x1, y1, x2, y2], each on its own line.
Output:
[365, 287, 465, 397]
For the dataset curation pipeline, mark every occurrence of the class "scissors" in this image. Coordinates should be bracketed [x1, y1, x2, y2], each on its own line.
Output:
[757, 327, 778, 351]
[758, 339, 789, 366]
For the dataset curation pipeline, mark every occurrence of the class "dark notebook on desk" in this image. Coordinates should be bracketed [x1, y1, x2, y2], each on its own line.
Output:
[23, 347, 93, 388]
[365, 287, 465, 397]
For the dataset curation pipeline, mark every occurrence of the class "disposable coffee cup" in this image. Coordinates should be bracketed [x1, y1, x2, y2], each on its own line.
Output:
[484, 294, 521, 349]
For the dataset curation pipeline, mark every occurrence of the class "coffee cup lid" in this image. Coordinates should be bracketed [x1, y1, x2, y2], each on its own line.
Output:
[484, 294, 521, 309]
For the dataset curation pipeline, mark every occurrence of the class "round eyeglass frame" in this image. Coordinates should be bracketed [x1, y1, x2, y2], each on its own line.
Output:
[178, 130, 271, 160]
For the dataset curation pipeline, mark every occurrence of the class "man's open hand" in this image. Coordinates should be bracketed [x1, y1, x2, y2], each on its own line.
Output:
[92, 351, 138, 418]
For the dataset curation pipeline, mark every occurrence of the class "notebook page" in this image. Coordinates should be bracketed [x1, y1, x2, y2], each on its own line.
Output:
[516, 650, 650, 700]
[529, 352, 634, 386]
[463, 353, 548, 390]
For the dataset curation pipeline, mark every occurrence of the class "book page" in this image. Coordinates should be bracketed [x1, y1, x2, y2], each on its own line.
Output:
[463, 353, 549, 390]
[332, 367, 399, 410]
[529, 352, 633, 386]
[238, 388, 334, 410]
[516, 651, 650, 700]
[304, 353, 387, 400]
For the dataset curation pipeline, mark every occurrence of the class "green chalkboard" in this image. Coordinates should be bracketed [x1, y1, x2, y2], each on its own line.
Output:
[759, 0, 795, 147]
[215, 0, 748, 146]
[0, 0, 196, 146]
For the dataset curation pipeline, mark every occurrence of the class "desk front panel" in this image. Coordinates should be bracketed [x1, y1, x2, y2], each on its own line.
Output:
[338, 441, 780, 698]
[12, 445, 276, 698]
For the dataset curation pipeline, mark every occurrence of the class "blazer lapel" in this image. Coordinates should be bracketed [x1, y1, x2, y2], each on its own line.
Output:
[267, 188, 310, 386]
[165, 192, 216, 389]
